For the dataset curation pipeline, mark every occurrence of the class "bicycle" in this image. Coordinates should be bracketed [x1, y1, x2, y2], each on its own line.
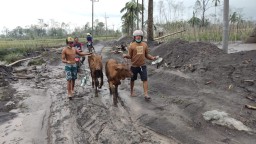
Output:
[87, 42, 95, 53]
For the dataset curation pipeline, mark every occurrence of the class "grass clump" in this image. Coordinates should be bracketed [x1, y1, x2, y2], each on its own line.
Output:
[28, 58, 45, 66]
[3, 53, 25, 63]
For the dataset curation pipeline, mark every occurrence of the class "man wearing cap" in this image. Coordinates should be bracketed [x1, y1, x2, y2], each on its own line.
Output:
[62, 37, 91, 100]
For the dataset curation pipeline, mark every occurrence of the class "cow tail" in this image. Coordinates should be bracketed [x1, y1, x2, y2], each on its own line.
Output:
[105, 61, 109, 78]
[95, 70, 102, 78]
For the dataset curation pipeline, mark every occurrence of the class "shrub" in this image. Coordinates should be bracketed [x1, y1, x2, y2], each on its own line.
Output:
[28, 58, 45, 66]
[3, 53, 25, 63]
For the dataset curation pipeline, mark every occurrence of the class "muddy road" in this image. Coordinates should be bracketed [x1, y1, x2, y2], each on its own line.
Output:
[1, 40, 256, 144]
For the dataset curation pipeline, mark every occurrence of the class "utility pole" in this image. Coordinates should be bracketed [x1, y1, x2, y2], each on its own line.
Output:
[91, 0, 99, 37]
[112, 24, 115, 36]
[104, 12, 109, 36]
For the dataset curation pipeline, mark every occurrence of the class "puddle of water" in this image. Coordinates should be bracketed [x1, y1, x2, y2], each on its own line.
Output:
[216, 42, 256, 53]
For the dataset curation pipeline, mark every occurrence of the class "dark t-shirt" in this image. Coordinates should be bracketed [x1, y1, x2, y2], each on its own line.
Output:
[73, 42, 82, 51]
[87, 36, 92, 42]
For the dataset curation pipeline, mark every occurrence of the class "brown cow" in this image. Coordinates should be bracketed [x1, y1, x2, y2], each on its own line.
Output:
[88, 53, 104, 97]
[105, 59, 133, 106]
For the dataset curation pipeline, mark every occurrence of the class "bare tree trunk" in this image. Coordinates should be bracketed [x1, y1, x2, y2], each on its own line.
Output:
[147, 0, 154, 41]
[131, 12, 134, 35]
[142, 0, 144, 31]
[222, 0, 229, 53]
[201, 0, 206, 27]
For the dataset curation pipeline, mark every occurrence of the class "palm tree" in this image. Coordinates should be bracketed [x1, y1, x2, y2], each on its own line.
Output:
[230, 12, 238, 38]
[188, 11, 201, 40]
[147, 0, 154, 41]
[188, 12, 201, 27]
[120, 0, 142, 35]
[230, 12, 244, 41]
[121, 12, 133, 34]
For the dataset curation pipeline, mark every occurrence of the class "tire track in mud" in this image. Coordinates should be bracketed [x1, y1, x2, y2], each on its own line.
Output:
[46, 43, 256, 144]
[46, 45, 178, 144]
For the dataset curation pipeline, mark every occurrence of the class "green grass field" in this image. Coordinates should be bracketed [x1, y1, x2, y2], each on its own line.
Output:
[0, 39, 65, 49]
[0, 37, 116, 64]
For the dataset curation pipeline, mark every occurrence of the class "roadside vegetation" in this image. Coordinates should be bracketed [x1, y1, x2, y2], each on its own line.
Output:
[0, 37, 115, 64]
[120, 0, 254, 43]
[0, 0, 255, 63]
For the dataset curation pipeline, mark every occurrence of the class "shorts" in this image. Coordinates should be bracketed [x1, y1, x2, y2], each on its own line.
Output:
[65, 64, 77, 80]
[130, 65, 147, 81]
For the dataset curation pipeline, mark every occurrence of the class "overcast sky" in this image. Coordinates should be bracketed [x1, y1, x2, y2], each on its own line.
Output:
[0, 0, 255, 33]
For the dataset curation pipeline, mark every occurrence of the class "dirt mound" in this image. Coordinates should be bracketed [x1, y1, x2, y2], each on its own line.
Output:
[151, 39, 225, 70]
[200, 50, 256, 94]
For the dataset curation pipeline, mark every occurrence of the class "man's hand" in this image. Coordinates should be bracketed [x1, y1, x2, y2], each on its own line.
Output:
[66, 60, 71, 64]
[123, 54, 127, 58]
[152, 56, 159, 60]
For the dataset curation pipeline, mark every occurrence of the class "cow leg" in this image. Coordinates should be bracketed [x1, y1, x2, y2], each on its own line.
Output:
[113, 93, 118, 107]
[95, 84, 98, 97]
[110, 82, 117, 107]
[107, 80, 112, 95]
[95, 78, 99, 97]
[113, 85, 118, 106]
[95, 78, 99, 87]
[92, 79, 95, 88]
[116, 84, 125, 106]
[91, 72, 95, 88]
[108, 87, 111, 96]
[99, 72, 103, 89]
[115, 85, 119, 98]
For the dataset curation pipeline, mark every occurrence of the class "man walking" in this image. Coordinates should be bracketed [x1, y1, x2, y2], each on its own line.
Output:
[123, 30, 157, 100]
[62, 37, 91, 100]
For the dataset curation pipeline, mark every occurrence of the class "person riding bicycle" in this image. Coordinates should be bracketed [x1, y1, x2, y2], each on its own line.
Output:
[73, 36, 85, 64]
[86, 33, 94, 52]
[86, 33, 93, 43]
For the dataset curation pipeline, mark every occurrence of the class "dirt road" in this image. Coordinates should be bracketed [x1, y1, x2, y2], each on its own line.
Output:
[1, 40, 256, 144]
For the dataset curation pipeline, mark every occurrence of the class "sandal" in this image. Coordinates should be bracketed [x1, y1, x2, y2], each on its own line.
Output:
[68, 95, 73, 100]
[144, 96, 151, 101]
